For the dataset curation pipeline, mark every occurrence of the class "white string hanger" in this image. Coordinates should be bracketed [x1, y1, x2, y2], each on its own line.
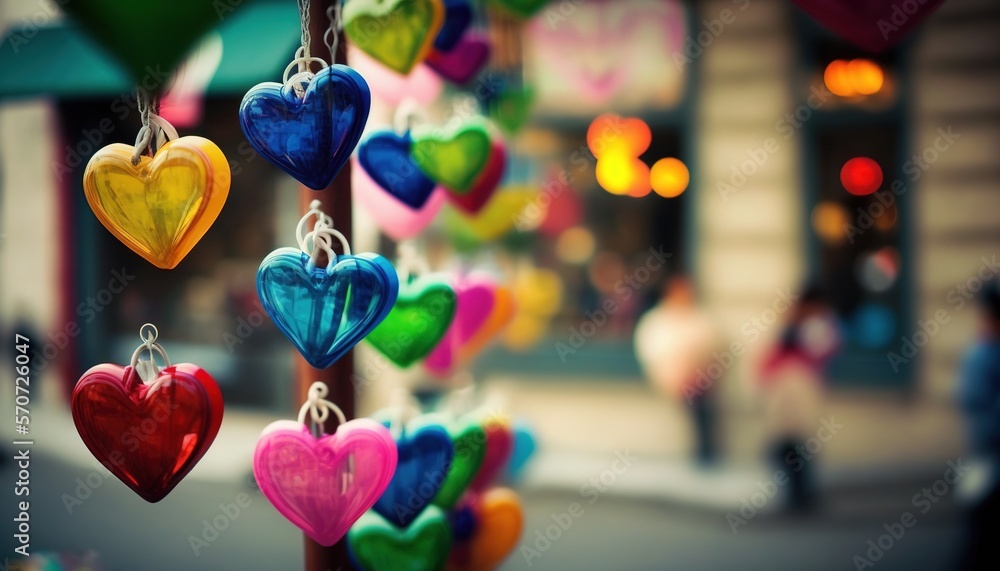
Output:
[296, 381, 353, 492]
[396, 240, 431, 282]
[295, 200, 352, 268]
[129, 323, 171, 384]
[131, 89, 179, 165]
[323, 1, 343, 62]
[284, 0, 329, 98]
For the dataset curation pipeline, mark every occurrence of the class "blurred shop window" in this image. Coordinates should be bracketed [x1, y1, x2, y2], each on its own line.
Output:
[801, 33, 912, 385]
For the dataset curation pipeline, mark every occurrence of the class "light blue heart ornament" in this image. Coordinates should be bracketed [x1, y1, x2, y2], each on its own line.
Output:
[257, 200, 399, 369]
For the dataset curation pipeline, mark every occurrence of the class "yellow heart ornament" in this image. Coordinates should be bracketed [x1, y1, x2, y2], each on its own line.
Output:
[83, 137, 230, 269]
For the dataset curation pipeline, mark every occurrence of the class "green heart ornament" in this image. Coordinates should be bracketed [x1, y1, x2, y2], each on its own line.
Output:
[487, 0, 551, 19]
[412, 122, 493, 194]
[365, 275, 458, 368]
[344, 0, 445, 75]
[489, 87, 535, 134]
[415, 414, 486, 510]
[61, 0, 240, 84]
[348, 506, 452, 571]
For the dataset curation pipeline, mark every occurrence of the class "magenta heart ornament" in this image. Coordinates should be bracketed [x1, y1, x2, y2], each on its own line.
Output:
[253, 419, 397, 546]
[791, 0, 945, 52]
[424, 274, 496, 376]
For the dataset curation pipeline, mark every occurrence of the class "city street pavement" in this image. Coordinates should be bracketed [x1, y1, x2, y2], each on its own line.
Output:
[3, 451, 964, 571]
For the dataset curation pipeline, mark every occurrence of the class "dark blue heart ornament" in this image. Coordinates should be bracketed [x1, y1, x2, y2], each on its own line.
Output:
[434, 0, 473, 52]
[257, 248, 398, 369]
[373, 421, 454, 527]
[239, 64, 371, 190]
[358, 130, 436, 210]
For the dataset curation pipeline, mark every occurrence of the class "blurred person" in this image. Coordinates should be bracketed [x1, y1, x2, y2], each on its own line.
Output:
[756, 284, 840, 512]
[634, 275, 722, 466]
[956, 280, 1000, 570]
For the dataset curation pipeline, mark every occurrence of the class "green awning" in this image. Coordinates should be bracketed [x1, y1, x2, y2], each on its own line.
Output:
[0, 1, 300, 99]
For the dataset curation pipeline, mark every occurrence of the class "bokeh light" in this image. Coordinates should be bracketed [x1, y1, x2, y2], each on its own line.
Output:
[556, 226, 596, 264]
[596, 152, 644, 195]
[587, 114, 651, 158]
[857, 248, 900, 292]
[627, 160, 653, 197]
[848, 59, 884, 95]
[811, 201, 850, 243]
[650, 158, 689, 198]
[841, 157, 883, 196]
[851, 303, 896, 349]
[823, 60, 854, 97]
[824, 59, 885, 97]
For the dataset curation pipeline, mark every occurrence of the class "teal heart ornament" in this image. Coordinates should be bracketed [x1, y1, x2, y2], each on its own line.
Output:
[257, 248, 399, 369]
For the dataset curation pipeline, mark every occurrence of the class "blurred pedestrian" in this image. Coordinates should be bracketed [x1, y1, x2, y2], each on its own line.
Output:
[757, 284, 840, 512]
[635, 275, 723, 466]
[956, 279, 1000, 570]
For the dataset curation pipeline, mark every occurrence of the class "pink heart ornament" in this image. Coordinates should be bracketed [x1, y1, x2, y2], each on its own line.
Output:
[424, 275, 497, 376]
[353, 160, 447, 241]
[253, 419, 397, 546]
[348, 46, 443, 107]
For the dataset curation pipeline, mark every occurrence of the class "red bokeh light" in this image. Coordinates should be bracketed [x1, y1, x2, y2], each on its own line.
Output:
[840, 157, 883, 196]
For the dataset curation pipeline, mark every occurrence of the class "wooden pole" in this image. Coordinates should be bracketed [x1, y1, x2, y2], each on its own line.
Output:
[297, 2, 354, 570]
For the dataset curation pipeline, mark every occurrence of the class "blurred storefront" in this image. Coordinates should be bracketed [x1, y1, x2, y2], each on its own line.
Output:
[1, 0, 999, 468]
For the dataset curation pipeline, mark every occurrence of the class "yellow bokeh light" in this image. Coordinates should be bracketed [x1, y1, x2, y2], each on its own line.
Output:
[556, 226, 596, 264]
[848, 58, 884, 95]
[824, 60, 855, 97]
[650, 158, 689, 198]
[811, 201, 850, 243]
[596, 152, 638, 195]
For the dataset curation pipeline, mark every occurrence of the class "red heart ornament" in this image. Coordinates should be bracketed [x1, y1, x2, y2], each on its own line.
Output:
[71, 363, 224, 503]
[791, 0, 945, 53]
[447, 140, 507, 214]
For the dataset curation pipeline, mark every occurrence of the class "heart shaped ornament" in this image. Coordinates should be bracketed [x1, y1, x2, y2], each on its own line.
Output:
[468, 411, 514, 492]
[446, 138, 507, 214]
[371, 417, 454, 527]
[344, 0, 445, 75]
[255, 416, 397, 546]
[457, 284, 515, 364]
[348, 506, 452, 571]
[83, 136, 230, 270]
[424, 414, 488, 510]
[426, 32, 492, 85]
[412, 121, 493, 194]
[354, 162, 447, 241]
[257, 201, 399, 369]
[504, 420, 538, 482]
[434, 0, 474, 52]
[424, 275, 498, 377]
[240, 65, 371, 190]
[71, 326, 224, 502]
[366, 275, 458, 368]
[791, 0, 945, 53]
[443, 186, 535, 243]
[258, 249, 398, 369]
[448, 488, 524, 571]
[487, 0, 550, 19]
[488, 86, 535, 135]
[358, 130, 437, 210]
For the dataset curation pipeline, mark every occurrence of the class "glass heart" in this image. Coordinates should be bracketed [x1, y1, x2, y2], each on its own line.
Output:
[426, 414, 487, 510]
[425, 32, 492, 85]
[254, 419, 397, 546]
[469, 411, 514, 492]
[444, 138, 507, 214]
[358, 130, 437, 210]
[257, 248, 399, 369]
[412, 121, 493, 194]
[449, 488, 524, 570]
[424, 275, 497, 377]
[239, 65, 371, 190]
[434, 0, 473, 52]
[83, 137, 230, 269]
[366, 274, 458, 368]
[372, 420, 454, 527]
[344, 0, 445, 75]
[348, 506, 452, 571]
[71, 363, 224, 503]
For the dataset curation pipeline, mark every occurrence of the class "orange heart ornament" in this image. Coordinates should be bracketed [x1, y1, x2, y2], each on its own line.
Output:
[83, 136, 230, 269]
[449, 488, 524, 571]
